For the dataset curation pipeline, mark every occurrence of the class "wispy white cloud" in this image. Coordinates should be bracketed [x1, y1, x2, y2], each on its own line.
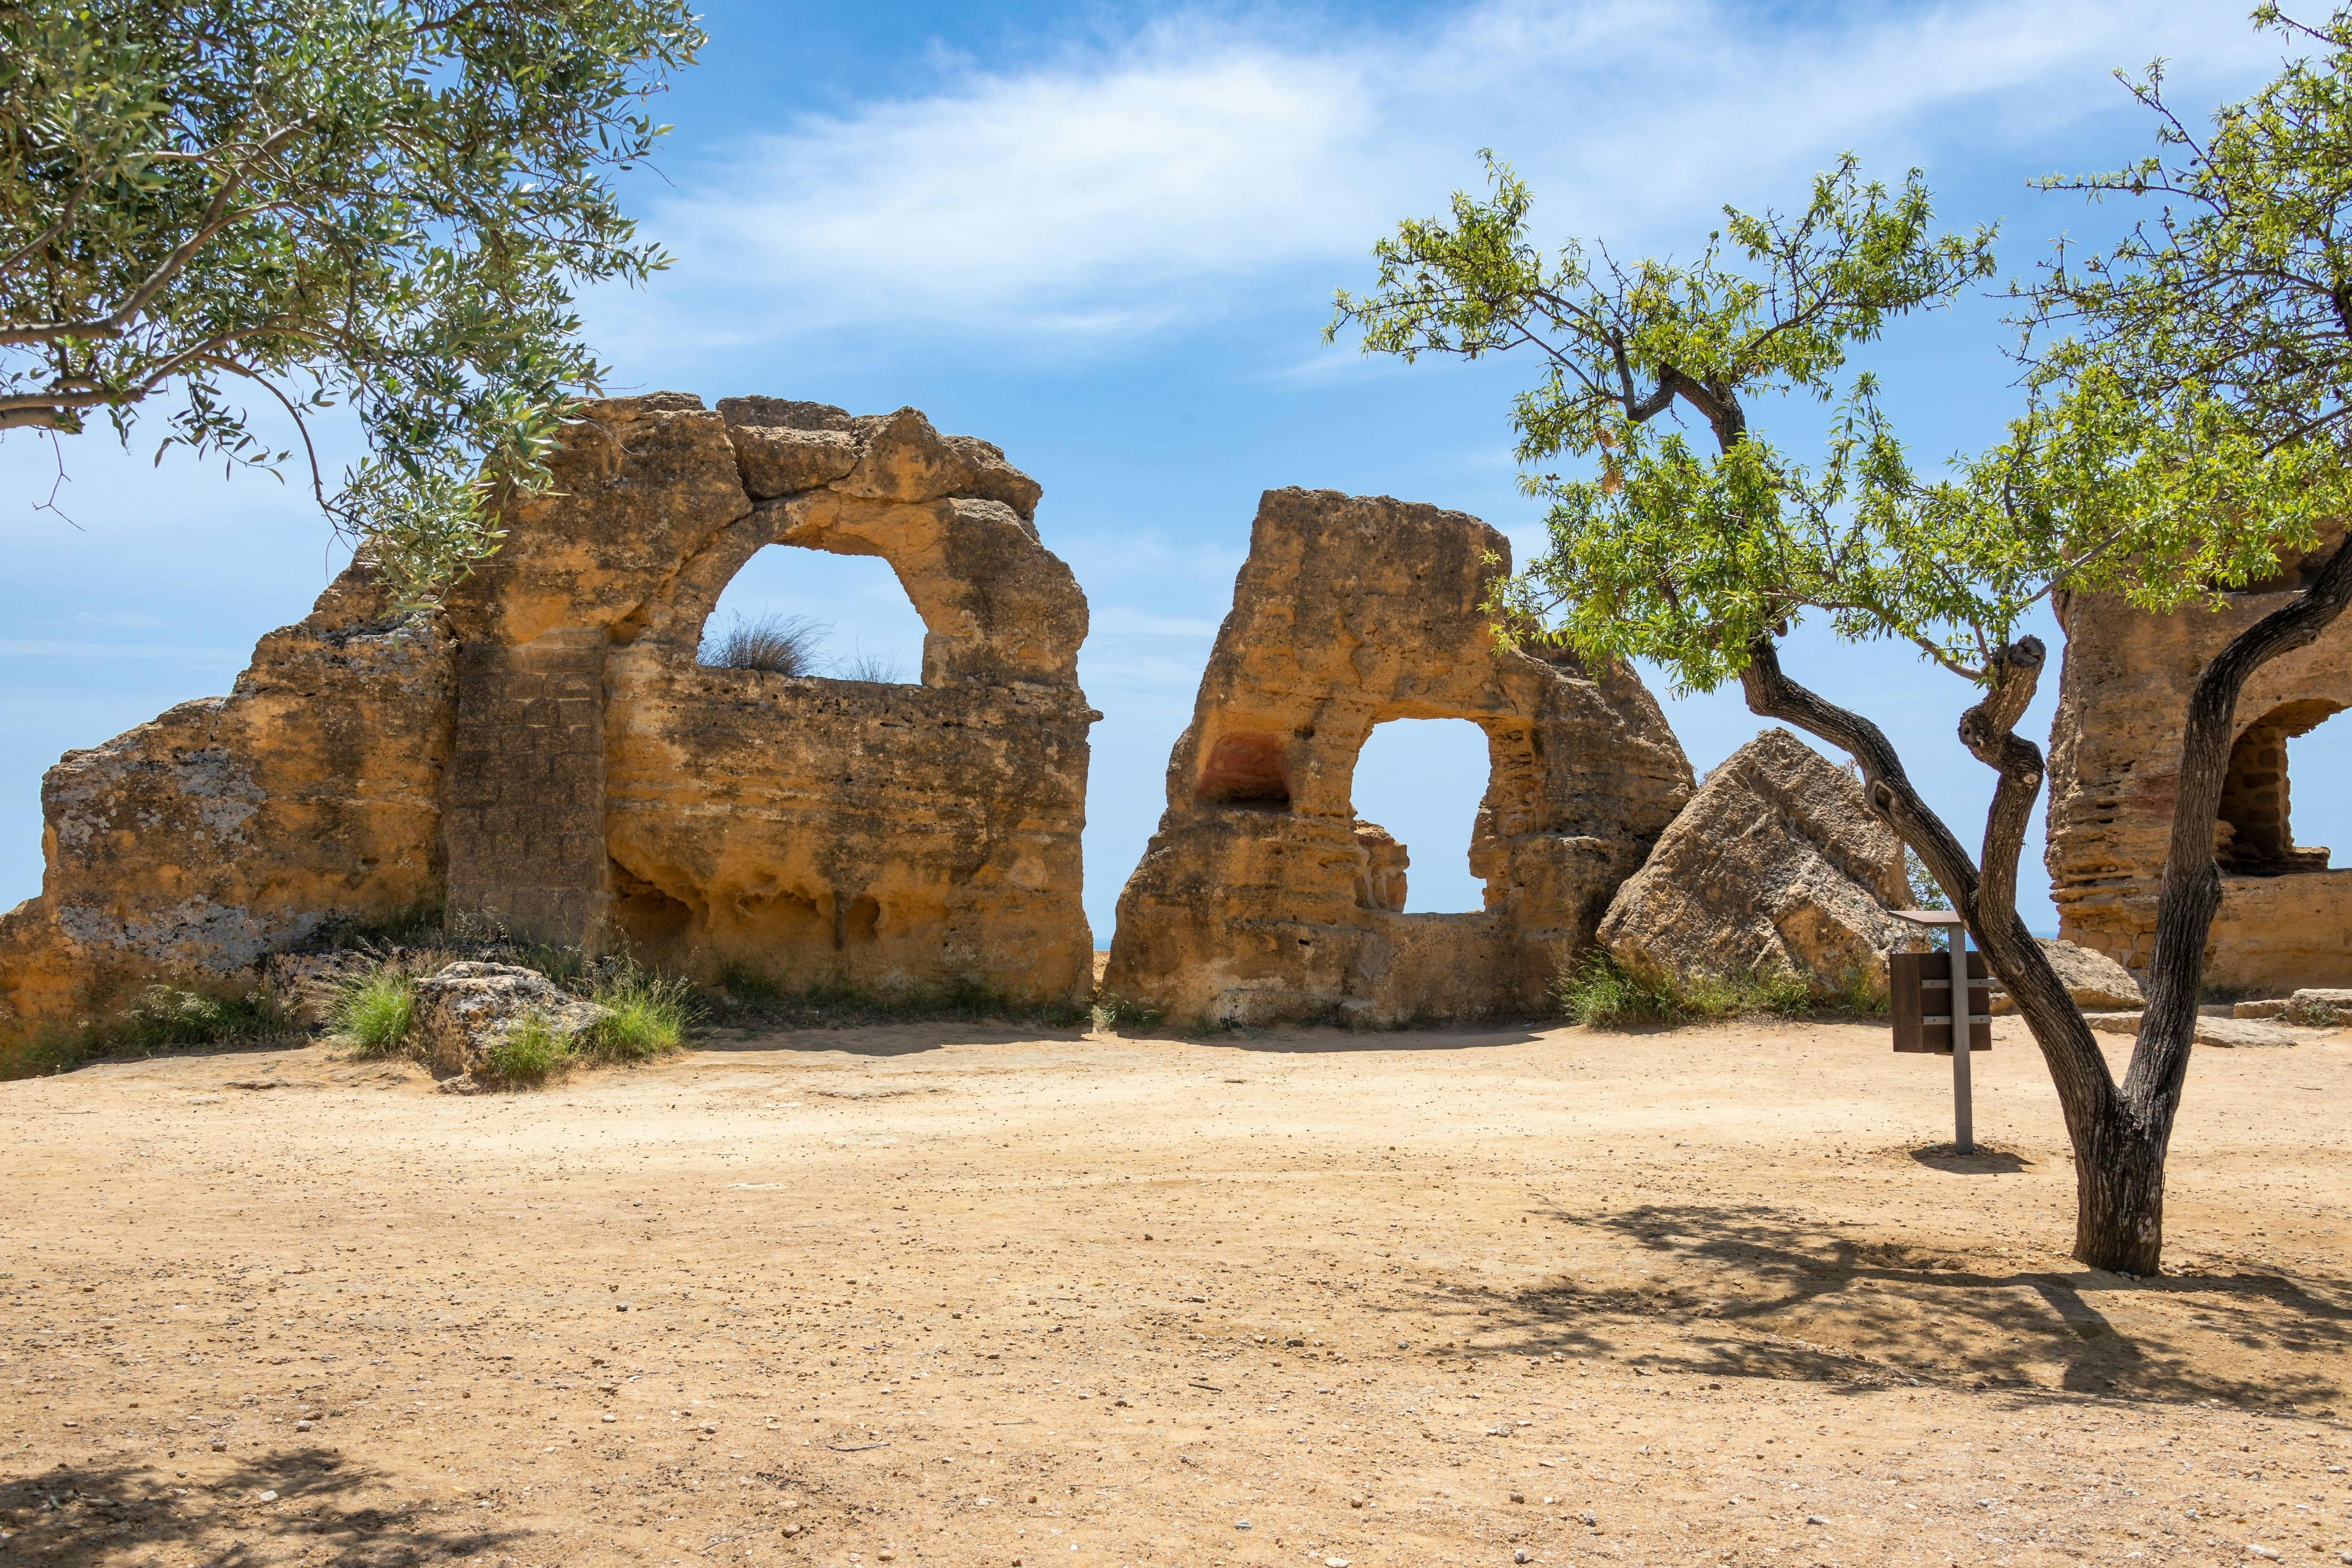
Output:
[598, 0, 2280, 357]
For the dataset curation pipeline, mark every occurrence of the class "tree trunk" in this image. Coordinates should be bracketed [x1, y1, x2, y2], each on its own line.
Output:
[2072, 1110, 2169, 1274]
[2110, 538, 2352, 1249]
[1740, 543, 2352, 1275]
[1740, 638, 2137, 1262]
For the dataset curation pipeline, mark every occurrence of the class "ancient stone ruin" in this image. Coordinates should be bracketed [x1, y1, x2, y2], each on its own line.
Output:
[0, 394, 1098, 1027]
[1102, 487, 1694, 1025]
[2046, 553, 2352, 995]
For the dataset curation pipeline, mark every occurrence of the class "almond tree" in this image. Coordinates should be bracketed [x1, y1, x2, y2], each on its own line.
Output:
[0, 0, 703, 603]
[1329, 5, 2352, 1273]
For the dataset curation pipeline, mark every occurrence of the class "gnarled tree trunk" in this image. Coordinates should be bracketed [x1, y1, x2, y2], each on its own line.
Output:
[1742, 537, 2352, 1274]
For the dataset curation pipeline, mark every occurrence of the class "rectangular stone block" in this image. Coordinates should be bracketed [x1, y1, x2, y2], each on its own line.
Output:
[443, 629, 610, 949]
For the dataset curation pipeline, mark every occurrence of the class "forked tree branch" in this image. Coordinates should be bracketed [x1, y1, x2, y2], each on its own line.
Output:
[1958, 637, 2048, 920]
[1740, 637, 2122, 1147]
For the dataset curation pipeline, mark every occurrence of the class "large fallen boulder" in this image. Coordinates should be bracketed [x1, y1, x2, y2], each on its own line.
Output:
[1989, 937, 2144, 1014]
[1597, 728, 1912, 995]
[413, 962, 607, 1078]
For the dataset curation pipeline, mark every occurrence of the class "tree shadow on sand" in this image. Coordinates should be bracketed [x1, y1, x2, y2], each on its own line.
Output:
[1443, 1202, 2349, 1410]
[0, 1446, 529, 1567]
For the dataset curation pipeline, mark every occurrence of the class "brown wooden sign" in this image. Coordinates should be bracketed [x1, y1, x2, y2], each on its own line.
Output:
[1890, 949, 1992, 1054]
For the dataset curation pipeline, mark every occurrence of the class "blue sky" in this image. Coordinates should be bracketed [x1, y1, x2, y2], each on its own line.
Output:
[6, 0, 2347, 942]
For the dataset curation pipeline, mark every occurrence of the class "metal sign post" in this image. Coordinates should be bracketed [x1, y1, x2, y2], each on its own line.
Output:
[1888, 908, 1990, 1154]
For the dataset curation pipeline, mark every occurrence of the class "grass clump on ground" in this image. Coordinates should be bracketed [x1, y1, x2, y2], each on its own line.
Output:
[582, 967, 700, 1061]
[116, 985, 288, 1050]
[483, 1009, 569, 1083]
[328, 969, 420, 1057]
[1, 983, 290, 1080]
[1089, 994, 1166, 1030]
[1557, 949, 1880, 1029]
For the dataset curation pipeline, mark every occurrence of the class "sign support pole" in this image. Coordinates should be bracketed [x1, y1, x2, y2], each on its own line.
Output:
[1950, 920, 1974, 1155]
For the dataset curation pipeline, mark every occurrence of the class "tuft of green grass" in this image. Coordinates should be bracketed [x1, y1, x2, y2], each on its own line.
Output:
[583, 967, 700, 1061]
[1089, 994, 1165, 1030]
[1557, 949, 1876, 1029]
[328, 969, 420, 1057]
[1556, 949, 1684, 1027]
[484, 1009, 570, 1083]
[0, 1025, 99, 1080]
[115, 985, 287, 1050]
[3, 982, 288, 1080]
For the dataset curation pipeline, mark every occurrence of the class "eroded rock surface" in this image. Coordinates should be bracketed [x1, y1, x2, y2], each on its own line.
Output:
[1103, 487, 1692, 1025]
[1, 395, 1097, 1031]
[414, 962, 608, 1077]
[0, 565, 452, 1031]
[1597, 729, 1911, 995]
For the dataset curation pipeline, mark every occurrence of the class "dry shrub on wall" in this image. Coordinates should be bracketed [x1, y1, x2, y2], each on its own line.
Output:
[700, 613, 826, 675]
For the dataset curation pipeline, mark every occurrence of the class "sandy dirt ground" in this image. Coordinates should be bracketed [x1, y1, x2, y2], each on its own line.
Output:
[1, 1011, 2348, 1568]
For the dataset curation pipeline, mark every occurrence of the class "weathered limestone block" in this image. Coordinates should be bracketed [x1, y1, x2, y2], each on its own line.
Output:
[833, 407, 1044, 519]
[2285, 987, 2352, 1026]
[0, 560, 453, 1028]
[2047, 561, 2352, 994]
[413, 962, 608, 1077]
[1103, 487, 1692, 1025]
[1598, 729, 1911, 994]
[726, 425, 861, 498]
[1989, 937, 2145, 1015]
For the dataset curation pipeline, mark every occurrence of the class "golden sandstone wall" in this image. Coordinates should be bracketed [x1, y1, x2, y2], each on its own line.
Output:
[2046, 558, 2352, 995]
[1102, 488, 1693, 1025]
[0, 395, 1098, 1030]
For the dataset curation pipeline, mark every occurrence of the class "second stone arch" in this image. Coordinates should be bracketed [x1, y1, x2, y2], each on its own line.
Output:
[1103, 486, 1695, 1025]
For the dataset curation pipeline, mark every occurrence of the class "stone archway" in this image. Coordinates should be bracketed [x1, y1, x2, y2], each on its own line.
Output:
[1103, 487, 1692, 1026]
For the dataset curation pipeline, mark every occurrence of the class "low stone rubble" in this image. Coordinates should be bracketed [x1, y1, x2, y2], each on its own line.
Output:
[2081, 1010, 2313, 1048]
[1988, 937, 2143, 1014]
[413, 962, 607, 1079]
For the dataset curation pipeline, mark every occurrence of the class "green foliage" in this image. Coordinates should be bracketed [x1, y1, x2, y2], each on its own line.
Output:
[483, 1008, 567, 1083]
[1, 981, 287, 1078]
[582, 965, 697, 1061]
[115, 983, 288, 1049]
[0, 1025, 94, 1079]
[1331, 152, 2008, 690]
[1995, 5, 2352, 613]
[1089, 994, 1166, 1031]
[1905, 846, 1952, 911]
[1555, 949, 1875, 1029]
[1332, 11, 2352, 700]
[0, 0, 703, 604]
[328, 967, 418, 1057]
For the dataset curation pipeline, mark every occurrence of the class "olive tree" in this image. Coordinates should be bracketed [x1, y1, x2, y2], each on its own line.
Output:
[0, 0, 703, 603]
[1329, 8, 2352, 1274]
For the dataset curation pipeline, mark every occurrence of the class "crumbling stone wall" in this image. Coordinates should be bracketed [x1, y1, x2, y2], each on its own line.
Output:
[0, 569, 453, 1028]
[2046, 567, 2352, 994]
[1102, 487, 1693, 1025]
[0, 394, 1098, 1028]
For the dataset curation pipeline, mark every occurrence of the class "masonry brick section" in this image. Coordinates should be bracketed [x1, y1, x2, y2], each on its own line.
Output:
[444, 628, 611, 947]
